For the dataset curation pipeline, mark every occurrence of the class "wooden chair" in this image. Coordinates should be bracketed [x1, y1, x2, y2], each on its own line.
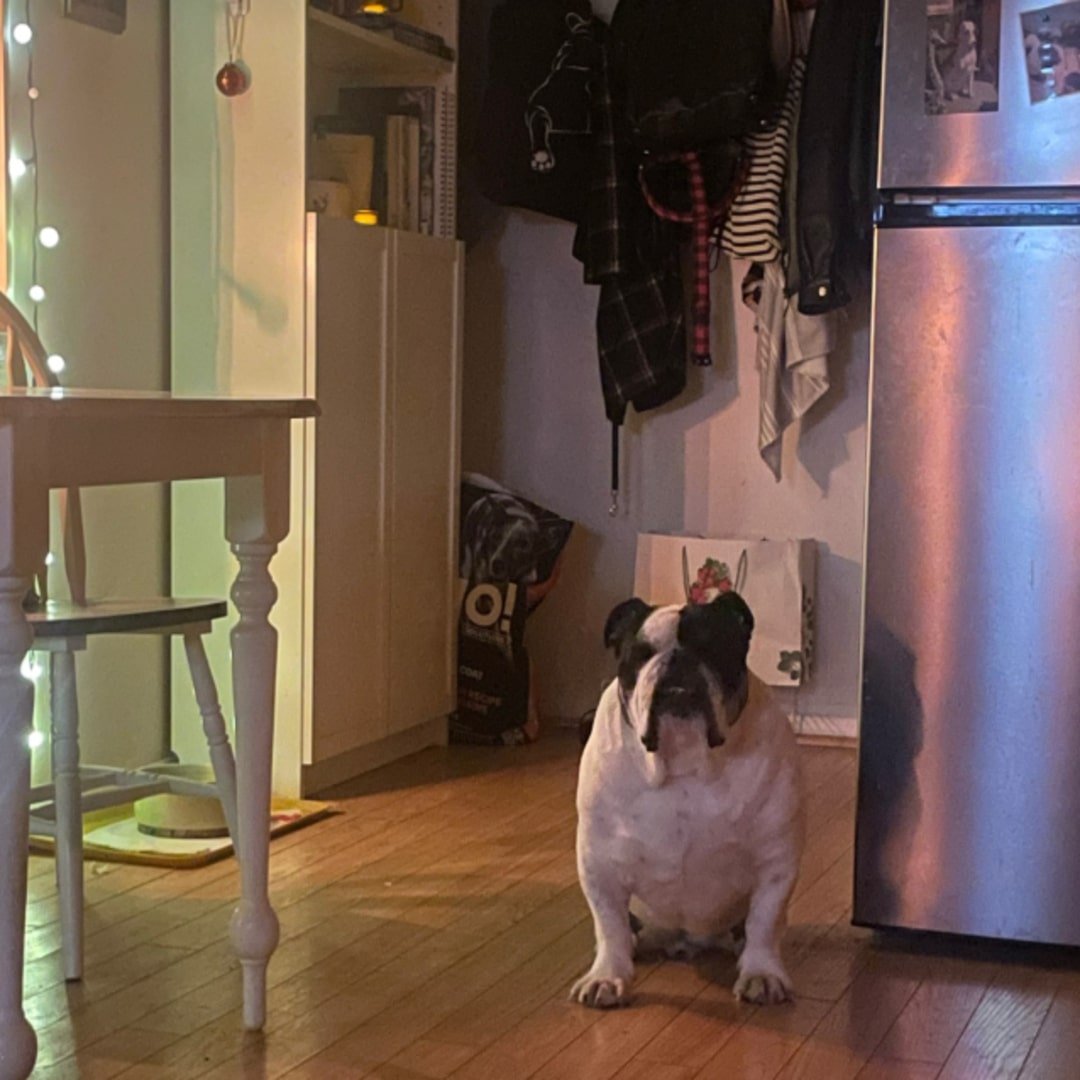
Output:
[1, 293, 239, 982]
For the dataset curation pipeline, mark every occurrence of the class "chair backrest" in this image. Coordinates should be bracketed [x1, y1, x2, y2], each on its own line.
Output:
[0, 291, 87, 605]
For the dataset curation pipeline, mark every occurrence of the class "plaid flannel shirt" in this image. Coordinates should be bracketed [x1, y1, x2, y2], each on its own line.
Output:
[573, 37, 686, 426]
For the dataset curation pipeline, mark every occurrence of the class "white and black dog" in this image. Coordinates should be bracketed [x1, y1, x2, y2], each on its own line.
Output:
[571, 593, 804, 1008]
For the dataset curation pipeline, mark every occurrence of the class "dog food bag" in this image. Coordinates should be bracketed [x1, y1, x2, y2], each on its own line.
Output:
[452, 474, 574, 745]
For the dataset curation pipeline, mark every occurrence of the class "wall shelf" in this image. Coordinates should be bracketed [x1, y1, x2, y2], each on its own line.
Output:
[308, 8, 453, 79]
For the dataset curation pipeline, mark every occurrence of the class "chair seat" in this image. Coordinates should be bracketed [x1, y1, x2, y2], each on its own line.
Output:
[28, 597, 227, 638]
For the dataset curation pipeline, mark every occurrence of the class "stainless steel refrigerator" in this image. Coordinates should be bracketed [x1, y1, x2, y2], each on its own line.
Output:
[854, 0, 1080, 946]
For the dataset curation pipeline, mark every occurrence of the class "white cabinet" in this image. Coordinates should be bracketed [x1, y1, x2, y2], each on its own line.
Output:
[169, 2, 461, 797]
[305, 219, 461, 787]
[385, 230, 462, 737]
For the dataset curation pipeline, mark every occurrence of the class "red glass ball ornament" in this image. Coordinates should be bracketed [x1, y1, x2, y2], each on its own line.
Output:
[216, 62, 249, 97]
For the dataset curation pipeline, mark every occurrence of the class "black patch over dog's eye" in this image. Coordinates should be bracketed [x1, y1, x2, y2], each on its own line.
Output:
[618, 639, 655, 692]
[678, 592, 754, 694]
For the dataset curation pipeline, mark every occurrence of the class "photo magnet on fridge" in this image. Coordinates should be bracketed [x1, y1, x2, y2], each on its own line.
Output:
[926, 0, 1001, 114]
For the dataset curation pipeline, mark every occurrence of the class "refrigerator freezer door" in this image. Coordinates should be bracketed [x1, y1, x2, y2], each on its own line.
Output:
[880, 0, 1080, 190]
[857, 224, 1080, 945]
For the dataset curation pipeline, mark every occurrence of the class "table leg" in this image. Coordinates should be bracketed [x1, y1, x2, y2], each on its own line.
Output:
[228, 539, 281, 1031]
[0, 574, 38, 1080]
[51, 650, 84, 982]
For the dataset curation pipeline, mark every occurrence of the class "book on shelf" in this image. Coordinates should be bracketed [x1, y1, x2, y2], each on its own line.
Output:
[338, 85, 447, 236]
[406, 115, 421, 232]
[385, 113, 404, 230]
[382, 113, 421, 232]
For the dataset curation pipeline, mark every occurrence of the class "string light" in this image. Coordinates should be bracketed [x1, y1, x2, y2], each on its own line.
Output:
[10, 10, 63, 758]
[18, 0, 45, 344]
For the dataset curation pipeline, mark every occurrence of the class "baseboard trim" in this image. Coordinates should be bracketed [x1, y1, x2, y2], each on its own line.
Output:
[793, 714, 858, 747]
[302, 716, 449, 797]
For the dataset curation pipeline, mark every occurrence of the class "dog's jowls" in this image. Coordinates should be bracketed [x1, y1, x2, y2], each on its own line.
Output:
[571, 593, 804, 1009]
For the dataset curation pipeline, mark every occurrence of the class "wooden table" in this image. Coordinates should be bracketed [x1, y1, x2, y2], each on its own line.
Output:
[0, 389, 318, 1080]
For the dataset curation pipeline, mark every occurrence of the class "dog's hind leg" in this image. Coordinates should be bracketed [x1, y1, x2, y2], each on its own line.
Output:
[670, 918, 746, 961]
[706, 920, 746, 958]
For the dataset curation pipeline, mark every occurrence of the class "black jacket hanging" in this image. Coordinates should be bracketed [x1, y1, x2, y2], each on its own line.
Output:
[794, 0, 882, 313]
[470, 0, 601, 224]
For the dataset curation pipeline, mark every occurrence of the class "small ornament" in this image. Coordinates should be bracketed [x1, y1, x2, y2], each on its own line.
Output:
[216, 62, 249, 97]
[216, 0, 251, 98]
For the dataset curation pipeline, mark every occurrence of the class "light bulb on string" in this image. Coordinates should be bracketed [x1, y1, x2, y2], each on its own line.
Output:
[28, 730, 44, 750]
[27, 87, 39, 100]
[9, 156, 27, 181]
[47, 354, 65, 374]
[12, 23, 32, 45]
[28, 285, 45, 303]
[39, 227, 59, 249]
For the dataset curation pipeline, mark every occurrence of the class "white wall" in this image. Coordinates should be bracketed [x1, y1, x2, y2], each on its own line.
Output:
[169, 1, 309, 798]
[462, 206, 869, 728]
[5, 1, 171, 778]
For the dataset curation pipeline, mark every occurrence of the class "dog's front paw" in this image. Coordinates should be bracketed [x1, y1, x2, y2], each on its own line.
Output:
[570, 969, 632, 1009]
[733, 970, 792, 1005]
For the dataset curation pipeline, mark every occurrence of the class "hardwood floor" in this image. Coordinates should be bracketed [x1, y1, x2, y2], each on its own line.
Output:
[23, 730, 1080, 1079]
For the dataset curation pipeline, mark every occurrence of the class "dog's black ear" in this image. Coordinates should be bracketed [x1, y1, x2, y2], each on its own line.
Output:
[603, 598, 653, 652]
[711, 591, 754, 638]
[678, 591, 754, 691]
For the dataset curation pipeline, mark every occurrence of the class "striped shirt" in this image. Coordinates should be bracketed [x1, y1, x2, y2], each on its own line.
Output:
[717, 55, 806, 263]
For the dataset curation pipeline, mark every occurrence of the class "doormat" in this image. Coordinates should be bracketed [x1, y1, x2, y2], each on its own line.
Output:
[29, 798, 338, 870]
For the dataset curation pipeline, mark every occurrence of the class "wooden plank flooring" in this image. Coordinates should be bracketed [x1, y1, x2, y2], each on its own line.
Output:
[24, 730, 1080, 1079]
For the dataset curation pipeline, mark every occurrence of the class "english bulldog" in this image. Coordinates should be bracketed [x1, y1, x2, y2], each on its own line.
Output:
[571, 593, 804, 1008]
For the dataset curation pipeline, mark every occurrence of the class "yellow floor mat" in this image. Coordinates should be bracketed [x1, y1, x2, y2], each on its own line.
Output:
[30, 798, 337, 869]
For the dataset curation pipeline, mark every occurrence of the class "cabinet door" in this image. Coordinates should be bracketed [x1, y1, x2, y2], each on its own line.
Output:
[309, 219, 391, 761]
[386, 231, 462, 735]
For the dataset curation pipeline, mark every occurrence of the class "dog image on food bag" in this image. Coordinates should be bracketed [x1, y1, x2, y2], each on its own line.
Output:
[571, 592, 803, 1008]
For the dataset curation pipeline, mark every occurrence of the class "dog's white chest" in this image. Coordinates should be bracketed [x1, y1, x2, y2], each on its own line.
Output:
[608, 777, 755, 925]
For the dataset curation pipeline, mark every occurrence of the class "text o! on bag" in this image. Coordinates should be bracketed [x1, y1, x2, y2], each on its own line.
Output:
[609, 0, 781, 154]
[453, 475, 575, 745]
